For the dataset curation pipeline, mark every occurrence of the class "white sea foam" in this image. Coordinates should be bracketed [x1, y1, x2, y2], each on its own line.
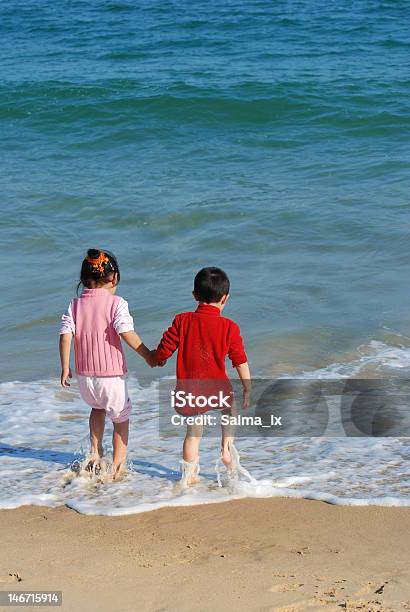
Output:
[1, 341, 409, 515]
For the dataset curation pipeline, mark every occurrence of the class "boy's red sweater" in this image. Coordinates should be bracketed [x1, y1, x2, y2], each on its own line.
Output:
[155, 303, 247, 380]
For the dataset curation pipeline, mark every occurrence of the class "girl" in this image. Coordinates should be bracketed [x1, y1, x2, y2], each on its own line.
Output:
[59, 249, 156, 479]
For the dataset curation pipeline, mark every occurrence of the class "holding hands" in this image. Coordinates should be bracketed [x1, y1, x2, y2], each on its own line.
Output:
[149, 350, 166, 368]
[120, 331, 165, 368]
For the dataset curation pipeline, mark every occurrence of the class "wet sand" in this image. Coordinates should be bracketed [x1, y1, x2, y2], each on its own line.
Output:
[0, 498, 409, 611]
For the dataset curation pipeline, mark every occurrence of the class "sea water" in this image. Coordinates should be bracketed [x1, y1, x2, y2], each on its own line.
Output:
[1, 0, 410, 513]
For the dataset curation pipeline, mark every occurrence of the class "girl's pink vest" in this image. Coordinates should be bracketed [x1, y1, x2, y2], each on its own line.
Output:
[72, 288, 127, 377]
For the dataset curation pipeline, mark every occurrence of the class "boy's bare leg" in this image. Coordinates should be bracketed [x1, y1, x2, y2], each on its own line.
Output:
[89, 408, 105, 467]
[112, 419, 129, 479]
[221, 406, 236, 468]
[182, 424, 202, 485]
[183, 423, 203, 462]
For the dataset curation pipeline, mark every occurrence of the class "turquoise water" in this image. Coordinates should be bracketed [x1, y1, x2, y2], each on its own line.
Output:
[1, 0, 410, 381]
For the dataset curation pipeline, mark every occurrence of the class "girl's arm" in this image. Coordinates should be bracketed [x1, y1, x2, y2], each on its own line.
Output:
[115, 299, 158, 368]
[59, 333, 73, 387]
[120, 331, 157, 367]
[235, 361, 251, 409]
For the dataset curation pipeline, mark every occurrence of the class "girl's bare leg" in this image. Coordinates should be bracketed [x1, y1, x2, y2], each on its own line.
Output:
[89, 408, 105, 465]
[112, 419, 129, 479]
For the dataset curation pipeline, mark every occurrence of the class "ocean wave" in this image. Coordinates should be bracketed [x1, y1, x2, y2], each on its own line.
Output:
[1, 79, 407, 132]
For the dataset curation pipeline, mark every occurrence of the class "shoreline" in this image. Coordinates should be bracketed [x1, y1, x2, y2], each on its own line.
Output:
[1, 498, 409, 611]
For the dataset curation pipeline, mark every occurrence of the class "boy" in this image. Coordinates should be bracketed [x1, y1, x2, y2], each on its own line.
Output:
[155, 267, 251, 485]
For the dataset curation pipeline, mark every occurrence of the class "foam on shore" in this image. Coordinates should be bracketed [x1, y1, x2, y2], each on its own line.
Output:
[1, 340, 409, 515]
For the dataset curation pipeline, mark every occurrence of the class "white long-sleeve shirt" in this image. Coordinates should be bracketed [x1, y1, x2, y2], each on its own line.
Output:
[60, 297, 134, 336]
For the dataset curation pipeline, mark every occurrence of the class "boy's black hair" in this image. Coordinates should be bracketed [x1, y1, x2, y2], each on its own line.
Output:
[193, 267, 230, 303]
[77, 249, 120, 293]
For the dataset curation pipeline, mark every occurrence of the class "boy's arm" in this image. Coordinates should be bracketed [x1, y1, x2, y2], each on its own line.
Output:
[120, 331, 157, 367]
[227, 322, 247, 367]
[228, 322, 251, 408]
[59, 333, 73, 387]
[235, 361, 251, 409]
[155, 317, 180, 364]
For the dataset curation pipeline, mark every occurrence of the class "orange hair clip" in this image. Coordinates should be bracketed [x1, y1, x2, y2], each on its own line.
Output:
[86, 251, 109, 276]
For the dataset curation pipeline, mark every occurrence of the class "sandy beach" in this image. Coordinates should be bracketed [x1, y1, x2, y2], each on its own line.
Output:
[1, 498, 409, 612]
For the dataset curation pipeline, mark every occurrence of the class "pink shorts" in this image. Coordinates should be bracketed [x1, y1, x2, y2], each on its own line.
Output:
[77, 375, 132, 423]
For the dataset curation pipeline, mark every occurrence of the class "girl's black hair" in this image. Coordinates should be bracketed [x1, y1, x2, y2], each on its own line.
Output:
[77, 249, 120, 293]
